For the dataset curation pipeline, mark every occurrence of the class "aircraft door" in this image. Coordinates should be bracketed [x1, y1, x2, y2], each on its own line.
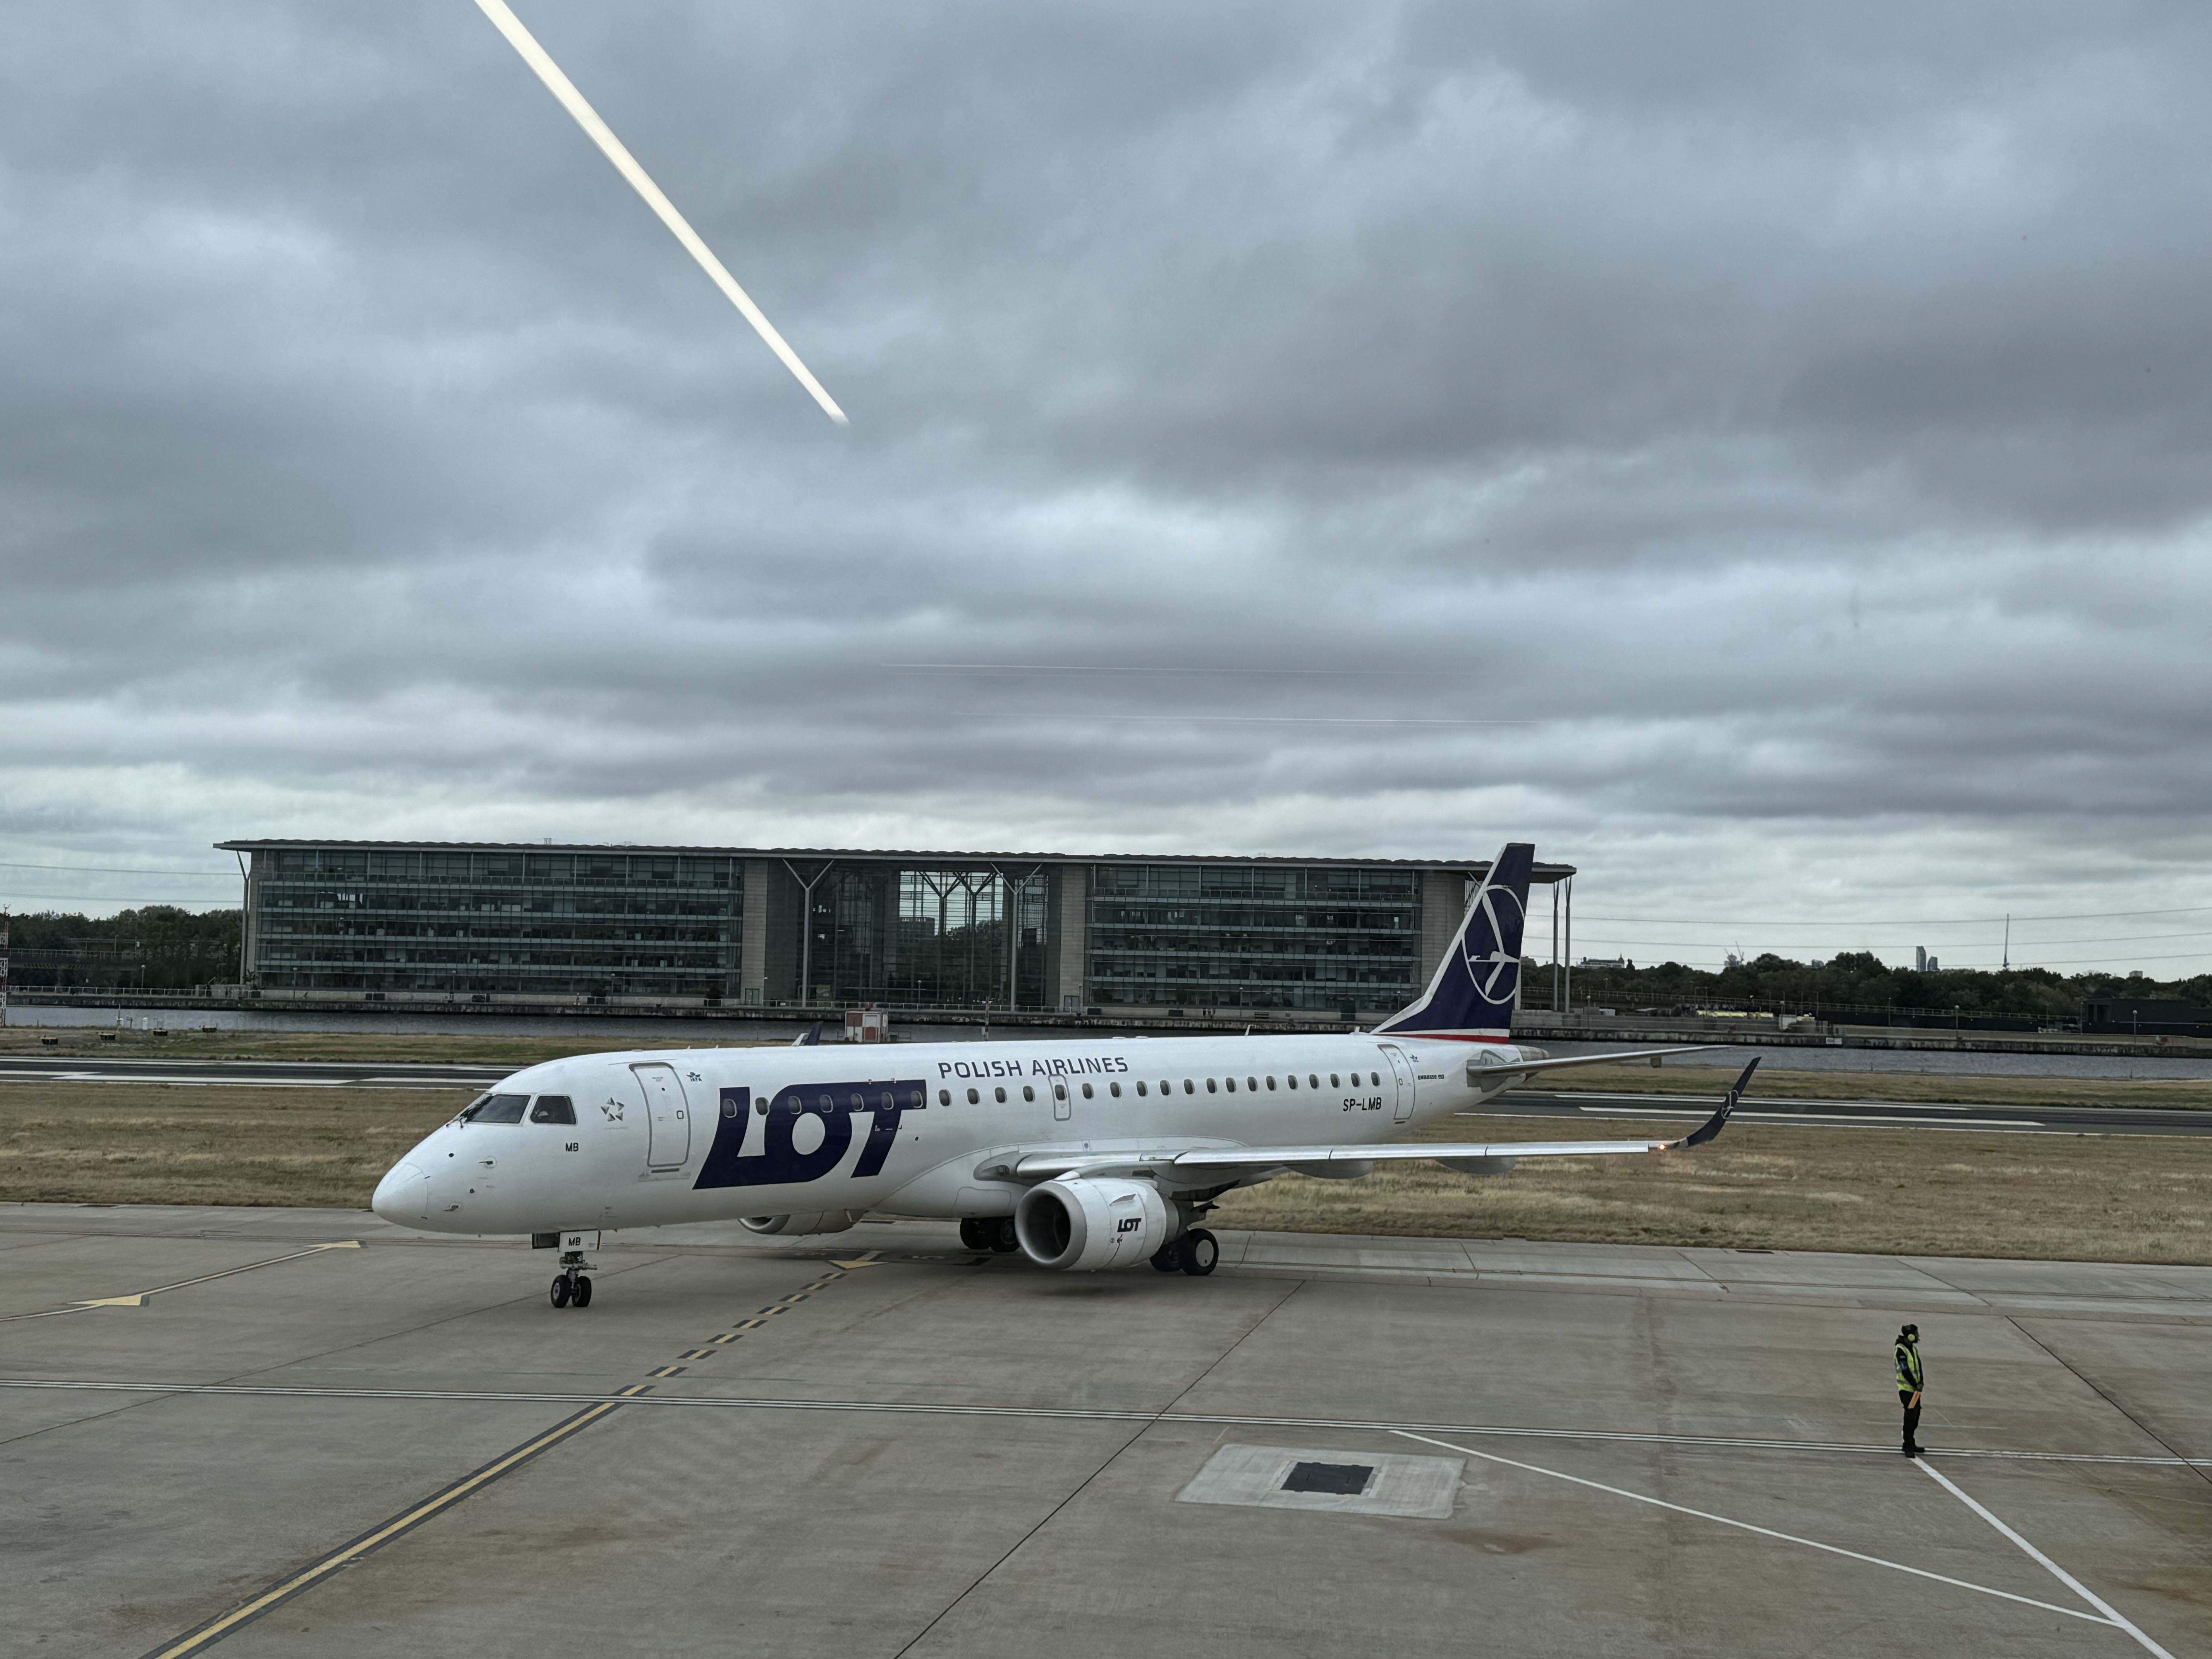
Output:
[1379, 1044, 1416, 1123]
[633, 1063, 692, 1170]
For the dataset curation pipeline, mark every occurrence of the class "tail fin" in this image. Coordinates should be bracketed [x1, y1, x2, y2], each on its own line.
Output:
[1374, 843, 1534, 1041]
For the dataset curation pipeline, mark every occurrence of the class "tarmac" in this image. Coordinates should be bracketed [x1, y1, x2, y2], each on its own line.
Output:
[3, 1204, 2209, 1658]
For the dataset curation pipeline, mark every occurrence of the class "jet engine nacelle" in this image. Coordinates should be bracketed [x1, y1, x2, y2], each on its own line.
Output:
[1014, 1177, 1169, 1271]
[740, 1210, 864, 1236]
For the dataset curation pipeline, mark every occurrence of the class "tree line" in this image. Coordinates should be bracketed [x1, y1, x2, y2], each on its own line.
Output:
[1528, 950, 2212, 1025]
[3, 907, 241, 991]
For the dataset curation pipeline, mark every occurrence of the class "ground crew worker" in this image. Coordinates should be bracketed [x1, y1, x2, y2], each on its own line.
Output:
[1895, 1323, 1925, 1457]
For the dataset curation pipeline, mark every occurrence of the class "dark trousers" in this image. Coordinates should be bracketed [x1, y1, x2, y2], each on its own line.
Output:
[1900, 1393, 1922, 1451]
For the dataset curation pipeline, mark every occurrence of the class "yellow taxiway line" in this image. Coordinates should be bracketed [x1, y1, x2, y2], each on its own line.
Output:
[143, 1383, 658, 1659]
[0, 1242, 358, 1323]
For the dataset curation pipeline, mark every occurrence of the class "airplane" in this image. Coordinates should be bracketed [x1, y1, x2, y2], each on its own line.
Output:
[371, 843, 1759, 1307]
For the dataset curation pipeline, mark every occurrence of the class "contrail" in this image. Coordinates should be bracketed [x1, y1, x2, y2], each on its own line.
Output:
[473, 0, 847, 424]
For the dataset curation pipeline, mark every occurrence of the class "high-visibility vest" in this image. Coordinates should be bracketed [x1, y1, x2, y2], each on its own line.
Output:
[1895, 1340, 1923, 1392]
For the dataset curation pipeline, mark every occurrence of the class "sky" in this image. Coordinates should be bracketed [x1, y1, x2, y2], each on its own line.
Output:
[4, 0, 2212, 975]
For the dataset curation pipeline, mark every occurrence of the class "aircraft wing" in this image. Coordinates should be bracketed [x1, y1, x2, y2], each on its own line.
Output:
[1475, 1044, 1731, 1075]
[1005, 1059, 1758, 1182]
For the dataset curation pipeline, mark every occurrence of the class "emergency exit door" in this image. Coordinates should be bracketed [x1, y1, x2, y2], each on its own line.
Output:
[1379, 1044, 1416, 1123]
[633, 1063, 692, 1170]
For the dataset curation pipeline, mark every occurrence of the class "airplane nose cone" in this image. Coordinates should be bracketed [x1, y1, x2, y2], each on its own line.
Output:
[372, 1160, 429, 1225]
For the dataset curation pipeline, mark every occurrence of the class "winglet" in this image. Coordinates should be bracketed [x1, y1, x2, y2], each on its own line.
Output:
[1671, 1058, 1760, 1149]
[792, 1022, 824, 1047]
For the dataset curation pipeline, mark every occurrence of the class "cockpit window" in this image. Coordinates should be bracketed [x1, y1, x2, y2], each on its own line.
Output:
[530, 1096, 576, 1125]
[458, 1093, 529, 1124]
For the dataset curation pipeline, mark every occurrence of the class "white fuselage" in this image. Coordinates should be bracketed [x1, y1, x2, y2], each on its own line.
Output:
[371, 1033, 1530, 1237]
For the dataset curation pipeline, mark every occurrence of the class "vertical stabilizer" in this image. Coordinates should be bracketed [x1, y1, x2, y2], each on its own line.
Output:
[1373, 843, 1534, 1041]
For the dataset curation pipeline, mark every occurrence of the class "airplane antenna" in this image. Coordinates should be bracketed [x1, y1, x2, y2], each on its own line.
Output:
[472, 0, 848, 424]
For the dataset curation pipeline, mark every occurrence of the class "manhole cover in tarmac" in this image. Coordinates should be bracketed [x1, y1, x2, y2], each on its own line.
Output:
[1178, 1445, 1463, 1519]
[1283, 1461, 1374, 1495]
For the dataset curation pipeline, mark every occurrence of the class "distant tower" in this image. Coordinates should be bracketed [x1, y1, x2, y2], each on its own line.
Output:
[1914, 946, 1927, 972]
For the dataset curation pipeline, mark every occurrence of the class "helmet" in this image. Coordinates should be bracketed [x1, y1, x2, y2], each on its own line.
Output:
[1900, 1323, 1918, 1340]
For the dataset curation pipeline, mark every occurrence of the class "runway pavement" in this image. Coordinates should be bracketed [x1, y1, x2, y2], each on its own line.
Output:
[3, 1204, 2206, 1658]
[0, 1056, 510, 1089]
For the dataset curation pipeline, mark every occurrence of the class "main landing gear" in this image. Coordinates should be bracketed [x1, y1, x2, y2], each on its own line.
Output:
[1151, 1229, 1219, 1276]
[960, 1217, 1020, 1254]
[550, 1249, 594, 1310]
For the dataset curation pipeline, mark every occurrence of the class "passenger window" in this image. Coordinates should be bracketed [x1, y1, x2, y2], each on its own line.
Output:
[1206, 1078, 1218, 1093]
[850, 1093, 865, 1111]
[1083, 1082, 1095, 1099]
[1371, 1072, 1382, 1086]
[1330, 1074, 1341, 1088]
[1247, 1077, 1259, 1092]
[939, 1088, 952, 1106]
[1160, 1081, 1170, 1095]
[1023, 1085, 1036, 1103]
[1265, 1076, 1276, 1091]
[1224, 1077, 1235, 1092]
[994, 1086, 1007, 1103]
[912, 1089, 925, 1108]
[1183, 1079, 1194, 1094]
[1110, 1081, 1122, 1097]
[529, 1095, 576, 1124]
[818, 1094, 834, 1112]
[1309, 1074, 1320, 1089]
[1286, 1074, 1298, 1090]
[1054, 1082, 1068, 1101]
[460, 1093, 528, 1124]
[967, 1087, 980, 1105]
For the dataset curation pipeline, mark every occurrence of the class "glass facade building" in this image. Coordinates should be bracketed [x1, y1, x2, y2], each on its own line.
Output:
[220, 841, 1571, 1016]
[1087, 864, 1419, 1011]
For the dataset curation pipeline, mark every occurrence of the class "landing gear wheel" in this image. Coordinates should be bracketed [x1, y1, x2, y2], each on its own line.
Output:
[989, 1217, 1019, 1254]
[1179, 1229, 1219, 1276]
[571, 1275, 592, 1309]
[1150, 1238, 1185, 1273]
[959, 1218, 993, 1251]
[550, 1275, 572, 1309]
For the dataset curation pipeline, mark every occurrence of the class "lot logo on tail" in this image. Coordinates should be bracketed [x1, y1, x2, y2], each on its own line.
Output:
[1374, 843, 1534, 1041]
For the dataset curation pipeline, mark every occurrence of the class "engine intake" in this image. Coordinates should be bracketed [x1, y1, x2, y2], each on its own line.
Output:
[1014, 1177, 1169, 1271]
[740, 1210, 863, 1236]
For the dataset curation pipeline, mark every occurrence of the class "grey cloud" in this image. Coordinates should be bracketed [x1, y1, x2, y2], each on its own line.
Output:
[5, 1, 2212, 968]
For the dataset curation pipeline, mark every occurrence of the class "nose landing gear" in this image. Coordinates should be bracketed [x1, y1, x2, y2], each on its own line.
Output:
[550, 1249, 594, 1309]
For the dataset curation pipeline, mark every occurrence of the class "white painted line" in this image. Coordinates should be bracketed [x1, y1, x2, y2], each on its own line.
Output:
[1915, 1458, 2177, 1658]
[1392, 1430, 2117, 1628]
[472, 0, 847, 424]
[4, 1075, 354, 1089]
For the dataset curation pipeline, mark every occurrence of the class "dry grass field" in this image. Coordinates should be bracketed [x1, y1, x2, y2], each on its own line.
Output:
[0, 1085, 467, 1209]
[1211, 1113, 2212, 1262]
[3, 1082, 2210, 1262]
[1526, 1060, 2212, 1111]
